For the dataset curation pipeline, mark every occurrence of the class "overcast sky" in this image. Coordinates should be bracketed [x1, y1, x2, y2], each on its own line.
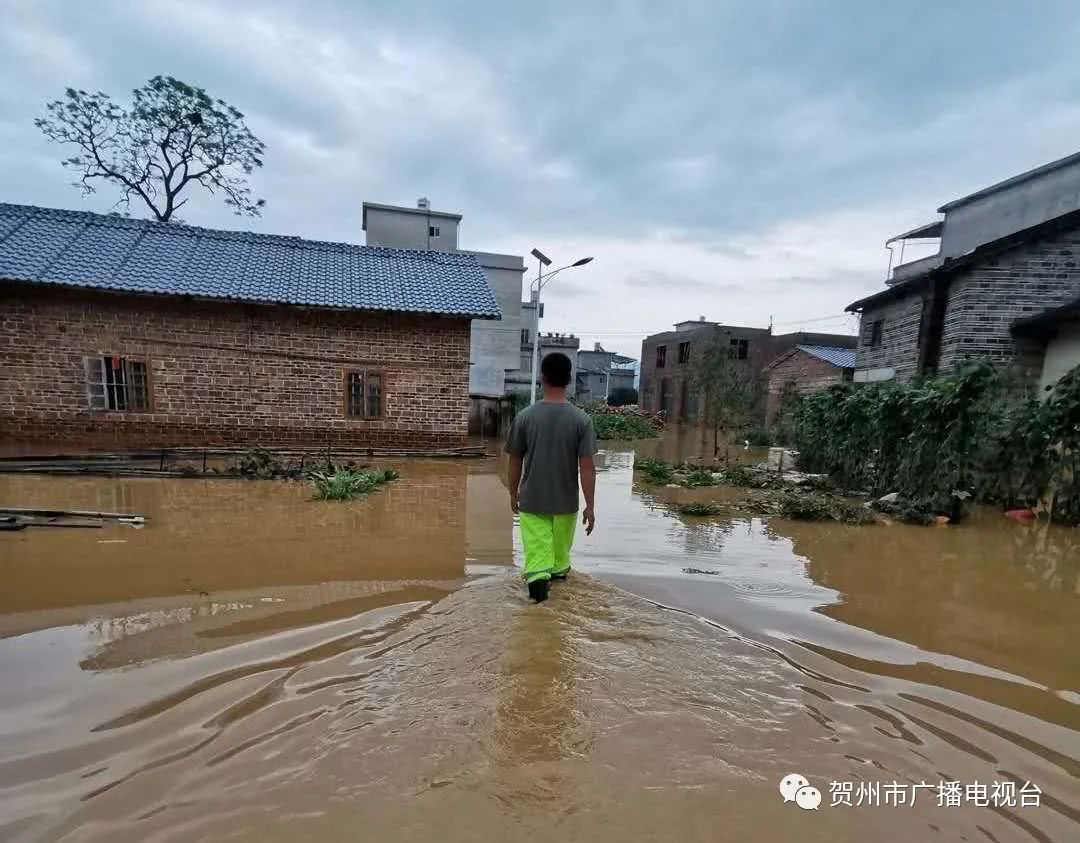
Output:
[4, 1, 1080, 359]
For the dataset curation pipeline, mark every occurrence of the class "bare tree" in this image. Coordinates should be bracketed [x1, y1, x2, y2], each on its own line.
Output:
[36, 75, 266, 221]
[689, 330, 761, 459]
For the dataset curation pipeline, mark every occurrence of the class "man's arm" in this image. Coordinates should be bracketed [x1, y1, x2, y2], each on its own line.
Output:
[579, 457, 596, 535]
[508, 454, 523, 514]
[505, 415, 526, 514]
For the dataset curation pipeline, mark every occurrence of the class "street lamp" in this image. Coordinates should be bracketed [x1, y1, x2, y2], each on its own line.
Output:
[528, 253, 594, 404]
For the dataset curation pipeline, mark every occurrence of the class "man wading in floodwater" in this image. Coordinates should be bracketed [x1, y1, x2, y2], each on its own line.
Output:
[506, 352, 598, 603]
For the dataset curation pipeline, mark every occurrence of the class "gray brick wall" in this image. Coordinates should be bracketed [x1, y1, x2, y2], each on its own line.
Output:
[855, 296, 924, 382]
[938, 227, 1080, 372]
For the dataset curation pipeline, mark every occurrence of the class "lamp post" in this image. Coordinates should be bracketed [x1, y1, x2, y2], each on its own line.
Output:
[528, 253, 593, 404]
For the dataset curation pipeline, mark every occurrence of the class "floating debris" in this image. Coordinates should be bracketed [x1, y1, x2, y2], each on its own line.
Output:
[0, 507, 147, 530]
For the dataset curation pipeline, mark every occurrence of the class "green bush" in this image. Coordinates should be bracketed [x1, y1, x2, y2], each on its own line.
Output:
[591, 412, 661, 440]
[720, 464, 760, 487]
[309, 468, 397, 501]
[794, 361, 1080, 523]
[682, 468, 717, 487]
[636, 457, 675, 484]
[752, 490, 875, 524]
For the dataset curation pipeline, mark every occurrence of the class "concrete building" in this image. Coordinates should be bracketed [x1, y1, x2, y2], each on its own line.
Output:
[362, 199, 524, 403]
[847, 151, 1080, 388]
[506, 300, 580, 398]
[763, 345, 855, 428]
[0, 203, 499, 448]
[576, 343, 637, 404]
[639, 317, 854, 421]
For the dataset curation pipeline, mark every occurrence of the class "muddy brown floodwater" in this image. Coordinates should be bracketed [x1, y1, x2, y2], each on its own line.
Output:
[0, 437, 1078, 842]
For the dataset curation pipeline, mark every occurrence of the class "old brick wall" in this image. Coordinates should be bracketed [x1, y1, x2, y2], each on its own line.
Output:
[938, 226, 1080, 373]
[1, 284, 472, 448]
[764, 351, 844, 426]
[855, 295, 925, 382]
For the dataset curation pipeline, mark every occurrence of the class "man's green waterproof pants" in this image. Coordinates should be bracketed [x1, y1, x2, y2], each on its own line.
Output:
[519, 511, 577, 583]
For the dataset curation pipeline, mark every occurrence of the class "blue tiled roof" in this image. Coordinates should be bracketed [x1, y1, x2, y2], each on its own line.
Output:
[796, 344, 857, 368]
[0, 203, 501, 319]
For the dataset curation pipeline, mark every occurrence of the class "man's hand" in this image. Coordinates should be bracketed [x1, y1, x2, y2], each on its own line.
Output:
[582, 506, 595, 536]
[508, 454, 523, 515]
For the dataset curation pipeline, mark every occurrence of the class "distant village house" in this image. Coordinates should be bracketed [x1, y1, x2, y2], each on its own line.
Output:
[576, 343, 637, 404]
[639, 317, 854, 421]
[763, 345, 855, 428]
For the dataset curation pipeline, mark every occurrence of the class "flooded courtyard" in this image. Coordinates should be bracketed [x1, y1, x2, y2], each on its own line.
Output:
[1, 439, 1078, 842]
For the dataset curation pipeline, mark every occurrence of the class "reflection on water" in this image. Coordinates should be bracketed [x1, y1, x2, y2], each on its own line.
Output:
[0, 440, 1077, 842]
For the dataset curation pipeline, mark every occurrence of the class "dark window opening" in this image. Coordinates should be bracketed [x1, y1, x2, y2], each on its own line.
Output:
[869, 320, 884, 348]
[655, 345, 667, 368]
[347, 371, 384, 419]
[678, 341, 691, 364]
[521, 327, 530, 345]
[85, 356, 148, 411]
[429, 225, 441, 237]
[729, 338, 748, 360]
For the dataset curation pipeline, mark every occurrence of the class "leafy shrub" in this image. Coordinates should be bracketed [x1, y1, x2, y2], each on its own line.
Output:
[720, 464, 760, 487]
[682, 468, 717, 487]
[584, 403, 664, 440]
[636, 457, 675, 484]
[309, 468, 397, 501]
[753, 490, 875, 524]
[793, 361, 1080, 523]
[232, 446, 285, 478]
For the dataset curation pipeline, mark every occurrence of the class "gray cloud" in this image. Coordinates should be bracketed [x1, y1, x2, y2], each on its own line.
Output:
[3, 0, 1080, 361]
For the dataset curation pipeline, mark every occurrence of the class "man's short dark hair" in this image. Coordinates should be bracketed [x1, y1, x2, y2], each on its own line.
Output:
[540, 352, 573, 388]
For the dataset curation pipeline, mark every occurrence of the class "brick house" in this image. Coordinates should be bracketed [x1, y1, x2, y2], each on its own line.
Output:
[846, 151, 1080, 387]
[763, 345, 855, 428]
[639, 317, 854, 421]
[0, 203, 500, 449]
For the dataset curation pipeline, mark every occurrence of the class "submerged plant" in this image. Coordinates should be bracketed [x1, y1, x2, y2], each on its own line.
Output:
[676, 501, 724, 516]
[636, 457, 675, 485]
[309, 468, 397, 501]
[750, 490, 875, 524]
[682, 468, 717, 488]
[720, 464, 760, 487]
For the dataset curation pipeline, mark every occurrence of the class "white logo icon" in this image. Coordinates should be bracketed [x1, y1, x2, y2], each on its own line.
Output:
[780, 773, 809, 803]
[779, 774, 820, 810]
[795, 785, 822, 810]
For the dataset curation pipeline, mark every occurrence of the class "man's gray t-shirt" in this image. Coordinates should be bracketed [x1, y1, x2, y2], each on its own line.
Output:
[505, 402, 598, 515]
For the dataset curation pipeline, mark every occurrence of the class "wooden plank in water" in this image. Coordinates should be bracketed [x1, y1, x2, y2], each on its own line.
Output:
[0, 507, 147, 522]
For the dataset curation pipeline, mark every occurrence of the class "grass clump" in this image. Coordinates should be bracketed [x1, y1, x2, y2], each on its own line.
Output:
[676, 501, 725, 516]
[636, 457, 675, 485]
[751, 490, 875, 524]
[309, 468, 398, 501]
[682, 468, 718, 488]
[720, 464, 759, 487]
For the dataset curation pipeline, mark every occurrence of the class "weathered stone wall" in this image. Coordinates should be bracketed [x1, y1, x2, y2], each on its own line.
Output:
[854, 295, 925, 382]
[938, 227, 1080, 373]
[1, 284, 472, 448]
